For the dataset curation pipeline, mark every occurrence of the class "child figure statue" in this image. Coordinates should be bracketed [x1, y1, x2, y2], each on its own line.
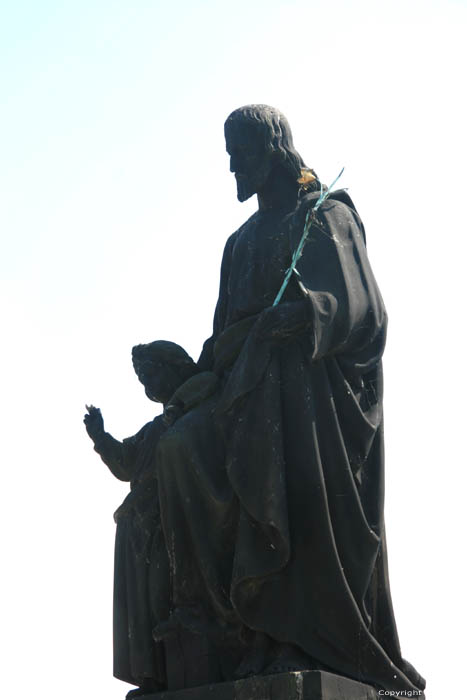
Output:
[84, 340, 218, 698]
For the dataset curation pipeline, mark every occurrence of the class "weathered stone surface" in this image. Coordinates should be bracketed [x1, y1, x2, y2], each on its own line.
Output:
[139, 671, 383, 700]
[85, 105, 426, 699]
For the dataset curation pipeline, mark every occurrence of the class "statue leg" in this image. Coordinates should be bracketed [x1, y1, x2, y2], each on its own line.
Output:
[155, 397, 244, 688]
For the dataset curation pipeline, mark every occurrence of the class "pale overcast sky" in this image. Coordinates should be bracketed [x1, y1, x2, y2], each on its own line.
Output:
[1, 1, 465, 698]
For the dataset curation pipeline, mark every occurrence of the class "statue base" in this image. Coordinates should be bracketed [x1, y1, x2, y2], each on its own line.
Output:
[138, 671, 382, 700]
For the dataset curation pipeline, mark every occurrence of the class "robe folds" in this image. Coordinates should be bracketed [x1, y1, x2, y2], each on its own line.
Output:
[95, 418, 170, 687]
[155, 190, 425, 694]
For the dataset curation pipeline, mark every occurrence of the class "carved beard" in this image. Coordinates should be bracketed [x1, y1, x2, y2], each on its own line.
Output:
[236, 160, 272, 202]
[236, 176, 255, 202]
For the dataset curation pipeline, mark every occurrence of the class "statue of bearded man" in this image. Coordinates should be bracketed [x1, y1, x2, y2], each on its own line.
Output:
[153, 104, 425, 697]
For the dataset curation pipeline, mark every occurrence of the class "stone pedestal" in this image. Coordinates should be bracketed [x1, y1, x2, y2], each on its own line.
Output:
[138, 671, 383, 700]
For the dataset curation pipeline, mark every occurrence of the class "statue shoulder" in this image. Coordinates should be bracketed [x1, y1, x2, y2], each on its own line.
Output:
[296, 189, 357, 216]
[297, 189, 364, 231]
[230, 211, 260, 240]
[222, 213, 257, 259]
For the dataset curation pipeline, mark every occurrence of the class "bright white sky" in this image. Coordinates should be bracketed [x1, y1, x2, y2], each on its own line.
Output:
[1, 1, 465, 697]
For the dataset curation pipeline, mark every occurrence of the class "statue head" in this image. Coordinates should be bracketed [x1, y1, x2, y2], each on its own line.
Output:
[131, 341, 198, 404]
[224, 104, 310, 203]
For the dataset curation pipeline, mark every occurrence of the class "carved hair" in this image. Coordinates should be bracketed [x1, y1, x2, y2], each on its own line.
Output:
[225, 104, 319, 189]
[132, 340, 196, 378]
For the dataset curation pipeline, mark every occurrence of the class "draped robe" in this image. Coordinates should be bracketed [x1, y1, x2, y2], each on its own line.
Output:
[155, 190, 425, 694]
[95, 418, 169, 688]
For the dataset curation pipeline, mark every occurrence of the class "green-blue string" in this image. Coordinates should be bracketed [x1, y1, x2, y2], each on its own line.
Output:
[273, 167, 345, 307]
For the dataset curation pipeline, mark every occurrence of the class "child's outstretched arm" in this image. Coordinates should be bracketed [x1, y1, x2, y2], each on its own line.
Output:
[84, 404, 133, 481]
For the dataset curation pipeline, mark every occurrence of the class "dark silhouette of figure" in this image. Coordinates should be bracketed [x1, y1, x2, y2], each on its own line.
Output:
[85, 105, 425, 698]
[84, 341, 218, 698]
[151, 105, 425, 695]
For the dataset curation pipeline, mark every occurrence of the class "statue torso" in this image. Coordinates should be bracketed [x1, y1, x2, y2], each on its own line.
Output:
[224, 208, 302, 327]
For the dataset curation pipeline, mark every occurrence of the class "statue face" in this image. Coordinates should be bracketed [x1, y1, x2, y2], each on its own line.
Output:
[133, 359, 179, 404]
[225, 122, 273, 202]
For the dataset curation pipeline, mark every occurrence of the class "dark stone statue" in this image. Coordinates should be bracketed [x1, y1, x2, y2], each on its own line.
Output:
[84, 341, 219, 697]
[85, 105, 425, 700]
